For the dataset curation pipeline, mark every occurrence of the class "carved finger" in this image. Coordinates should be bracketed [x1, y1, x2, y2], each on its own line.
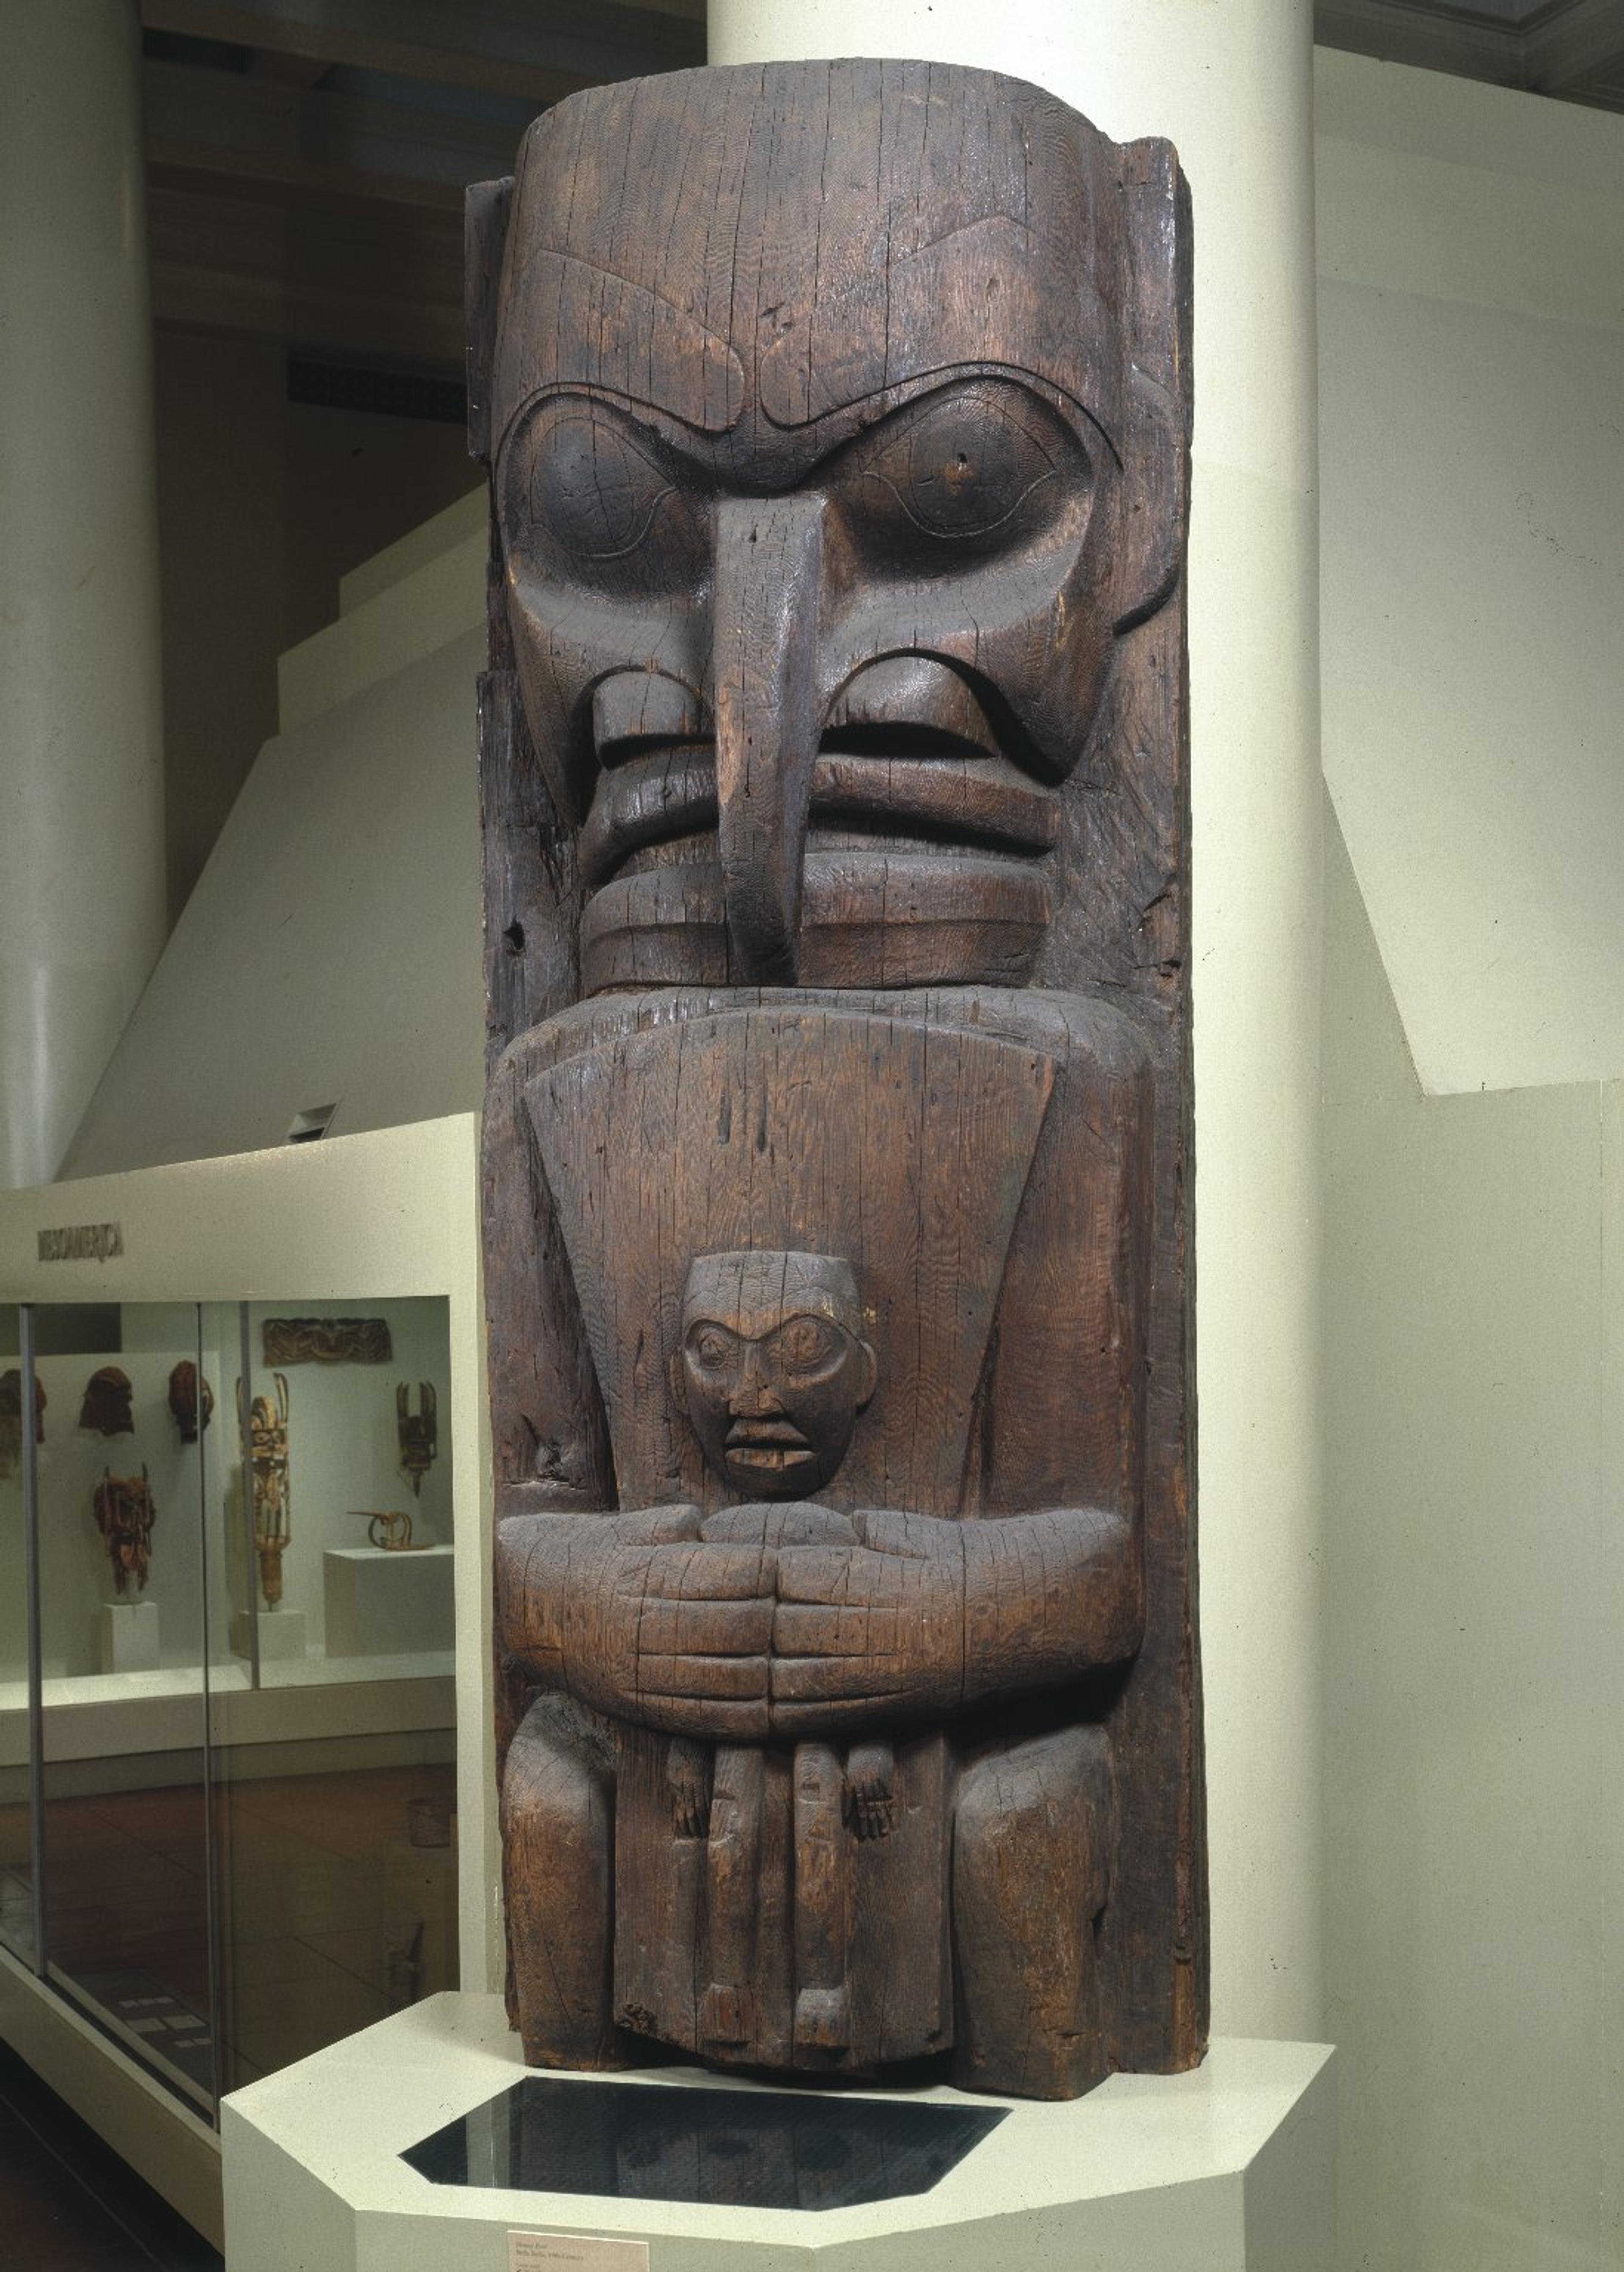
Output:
[644, 1540, 780, 1601]
[637, 1652, 770, 1699]
[637, 1693, 772, 1742]
[770, 1653, 911, 1701]
[771, 1601, 875, 1658]
[636, 1596, 775, 1657]
[767, 1695, 895, 1739]
[611, 1504, 703, 1545]
[700, 1503, 856, 1548]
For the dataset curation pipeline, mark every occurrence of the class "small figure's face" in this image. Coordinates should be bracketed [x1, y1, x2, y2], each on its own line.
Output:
[680, 1252, 877, 1499]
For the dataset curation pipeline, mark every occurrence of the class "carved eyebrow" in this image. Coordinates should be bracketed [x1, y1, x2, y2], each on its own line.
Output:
[494, 250, 746, 449]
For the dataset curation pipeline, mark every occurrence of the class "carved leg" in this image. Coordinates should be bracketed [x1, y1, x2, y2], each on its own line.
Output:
[952, 1725, 1117, 2099]
[502, 1696, 627, 2069]
[700, 1745, 764, 2052]
[792, 1742, 850, 2057]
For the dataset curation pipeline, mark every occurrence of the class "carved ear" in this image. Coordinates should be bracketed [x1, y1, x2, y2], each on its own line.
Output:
[854, 1339, 879, 1412]
[466, 176, 514, 466]
[1109, 364, 1186, 634]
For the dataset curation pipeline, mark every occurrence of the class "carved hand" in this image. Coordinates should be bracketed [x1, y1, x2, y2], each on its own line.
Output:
[500, 1501, 1142, 1743]
[771, 1514, 966, 1735]
[770, 1504, 1144, 1738]
[499, 1506, 778, 1740]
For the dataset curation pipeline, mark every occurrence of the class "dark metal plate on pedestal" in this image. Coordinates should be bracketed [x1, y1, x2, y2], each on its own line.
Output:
[401, 2076, 1006, 2210]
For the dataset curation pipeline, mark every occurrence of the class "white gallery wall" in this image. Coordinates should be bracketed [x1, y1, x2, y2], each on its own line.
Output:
[1317, 51, 1624, 2272]
[1318, 49, 1624, 1095]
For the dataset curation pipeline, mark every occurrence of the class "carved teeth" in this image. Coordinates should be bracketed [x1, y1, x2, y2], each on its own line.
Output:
[726, 1420, 809, 1450]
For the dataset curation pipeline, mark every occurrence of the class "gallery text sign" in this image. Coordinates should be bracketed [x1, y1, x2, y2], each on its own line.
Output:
[36, 1221, 123, 1262]
[509, 2235, 648, 2272]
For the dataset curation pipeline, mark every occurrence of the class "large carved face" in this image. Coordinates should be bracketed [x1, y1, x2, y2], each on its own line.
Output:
[488, 61, 1181, 991]
[680, 1251, 877, 1499]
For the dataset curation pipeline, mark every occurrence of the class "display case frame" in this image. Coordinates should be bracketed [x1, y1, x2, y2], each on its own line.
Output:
[0, 1114, 490, 2236]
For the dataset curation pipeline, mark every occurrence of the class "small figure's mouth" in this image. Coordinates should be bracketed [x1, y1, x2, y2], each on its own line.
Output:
[724, 1418, 813, 1474]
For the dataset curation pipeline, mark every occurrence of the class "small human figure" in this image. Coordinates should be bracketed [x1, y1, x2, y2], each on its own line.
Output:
[678, 1253, 895, 1844]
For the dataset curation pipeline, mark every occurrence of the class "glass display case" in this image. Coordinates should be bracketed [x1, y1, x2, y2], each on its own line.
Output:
[0, 1294, 458, 2115]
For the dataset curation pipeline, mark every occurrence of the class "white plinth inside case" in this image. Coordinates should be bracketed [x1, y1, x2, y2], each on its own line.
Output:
[99, 1599, 159, 1674]
[229, 1607, 307, 1660]
[221, 1992, 1336, 2272]
[324, 1542, 455, 1657]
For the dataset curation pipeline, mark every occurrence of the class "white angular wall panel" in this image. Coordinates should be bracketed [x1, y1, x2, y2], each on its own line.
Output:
[61, 626, 486, 1180]
[1317, 53, 1624, 1095]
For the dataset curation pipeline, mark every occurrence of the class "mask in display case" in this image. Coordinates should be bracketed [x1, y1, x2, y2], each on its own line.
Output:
[167, 1360, 214, 1445]
[93, 1466, 157, 1594]
[472, 60, 1199, 2102]
[79, 1365, 134, 1436]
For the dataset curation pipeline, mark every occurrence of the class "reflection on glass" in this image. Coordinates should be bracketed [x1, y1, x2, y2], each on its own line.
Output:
[0, 1304, 35, 1966]
[206, 1297, 458, 2093]
[216, 1299, 455, 1689]
[2, 1292, 459, 2119]
[33, 1301, 215, 2115]
[403, 2078, 1007, 2211]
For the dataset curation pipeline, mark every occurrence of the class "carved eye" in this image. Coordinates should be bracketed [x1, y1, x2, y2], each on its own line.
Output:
[528, 408, 675, 560]
[847, 382, 1085, 557]
[687, 1325, 735, 1371]
[774, 1316, 839, 1374]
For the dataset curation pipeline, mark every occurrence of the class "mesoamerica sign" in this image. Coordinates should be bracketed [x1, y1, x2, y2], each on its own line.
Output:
[37, 1223, 124, 1263]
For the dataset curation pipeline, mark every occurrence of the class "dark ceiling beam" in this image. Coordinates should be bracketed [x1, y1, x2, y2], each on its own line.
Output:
[143, 55, 520, 212]
[250, 48, 330, 87]
[147, 177, 464, 367]
[1316, 0, 1624, 110]
[139, 0, 704, 104]
[1315, 0, 1528, 84]
[1522, 0, 1624, 87]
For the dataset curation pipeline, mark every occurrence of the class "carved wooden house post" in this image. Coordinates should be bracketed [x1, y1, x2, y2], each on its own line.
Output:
[470, 61, 1202, 2099]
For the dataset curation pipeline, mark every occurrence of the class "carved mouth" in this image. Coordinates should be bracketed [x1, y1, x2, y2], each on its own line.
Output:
[725, 1419, 814, 1474]
[579, 737, 1059, 892]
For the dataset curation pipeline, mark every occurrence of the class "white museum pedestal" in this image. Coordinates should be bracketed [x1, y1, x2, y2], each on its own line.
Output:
[324, 1542, 455, 1657]
[98, 1599, 159, 1674]
[229, 1607, 307, 1660]
[221, 1993, 1335, 2272]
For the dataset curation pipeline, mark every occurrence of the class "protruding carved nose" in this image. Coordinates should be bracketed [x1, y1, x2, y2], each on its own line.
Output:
[712, 494, 826, 982]
[729, 1343, 783, 1417]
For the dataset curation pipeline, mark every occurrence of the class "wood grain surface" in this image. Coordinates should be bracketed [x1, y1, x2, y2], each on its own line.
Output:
[470, 59, 1201, 2100]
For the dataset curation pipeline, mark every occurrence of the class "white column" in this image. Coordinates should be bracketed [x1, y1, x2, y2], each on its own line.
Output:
[710, 0, 1325, 2042]
[0, 0, 167, 1189]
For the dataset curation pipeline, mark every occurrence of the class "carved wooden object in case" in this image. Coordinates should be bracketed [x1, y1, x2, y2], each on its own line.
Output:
[471, 60, 1202, 2100]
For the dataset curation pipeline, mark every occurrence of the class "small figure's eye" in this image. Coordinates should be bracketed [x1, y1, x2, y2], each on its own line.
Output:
[775, 1316, 839, 1373]
[687, 1325, 735, 1371]
[529, 408, 673, 560]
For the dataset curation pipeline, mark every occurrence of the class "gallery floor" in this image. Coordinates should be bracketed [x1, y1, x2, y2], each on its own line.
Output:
[0, 2035, 221, 2271]
[0, 1758, 459, 2097]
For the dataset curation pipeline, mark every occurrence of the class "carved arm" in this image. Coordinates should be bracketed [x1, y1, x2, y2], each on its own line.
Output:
[497, 1501, 1140, 1744]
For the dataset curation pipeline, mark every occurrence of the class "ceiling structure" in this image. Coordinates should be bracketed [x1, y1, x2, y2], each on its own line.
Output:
[139, 0, 705, 374]
[138, 0, 1620, 382]
[1317, 0, 1624, 107]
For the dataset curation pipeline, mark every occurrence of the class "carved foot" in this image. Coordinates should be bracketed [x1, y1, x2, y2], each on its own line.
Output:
[502, 1698, 633, 2069]
[794, 1983, 851, 2055]
[952, 1725, 1117, 2099]
[700, 1982, 756, 2051]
